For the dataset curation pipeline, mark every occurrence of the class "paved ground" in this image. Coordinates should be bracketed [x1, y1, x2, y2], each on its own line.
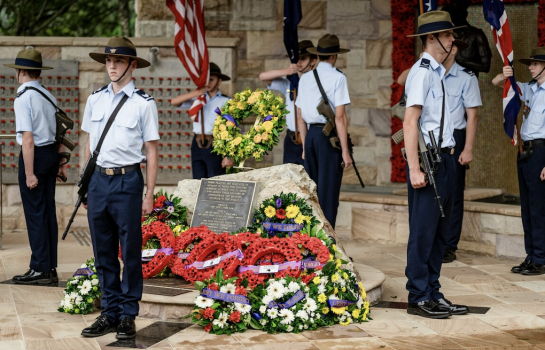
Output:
[1, 229, 545, 349]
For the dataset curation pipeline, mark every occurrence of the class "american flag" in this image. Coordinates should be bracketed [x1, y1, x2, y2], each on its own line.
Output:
[166, 0, 209, 122]
[483, 0, 522, 144]
[422, 0, 437, 13]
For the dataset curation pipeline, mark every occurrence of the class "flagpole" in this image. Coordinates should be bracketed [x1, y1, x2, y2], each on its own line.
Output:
[419, 0, 424, 15]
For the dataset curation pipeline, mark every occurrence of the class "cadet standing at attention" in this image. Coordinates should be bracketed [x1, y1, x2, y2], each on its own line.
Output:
[296, 34, 352, 229]
[493, 48, 545, 276]
[6, 49, 67, 285]
[442, 39, 482, 263]
[171, 63, 233, 179]
[404, 11, 468, 319]
[80, 36, 159, 339]
[259, 40, 317, 165]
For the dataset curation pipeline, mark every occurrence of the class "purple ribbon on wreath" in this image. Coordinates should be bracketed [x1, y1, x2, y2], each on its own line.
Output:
[263, 115, 273, 122]
[215, 107, 240, 128]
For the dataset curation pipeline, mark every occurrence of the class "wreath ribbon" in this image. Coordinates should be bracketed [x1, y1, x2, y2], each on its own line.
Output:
[201, 288, 251, 305]
[215, 107, 240, 128]
[185, 249, 244, 270]
[268, 290, 305, 309]
[73, 267, 95, 276]
[142, 247, 174, 262]
[238, 260, 300, 274]
[262, 222, 303, 232]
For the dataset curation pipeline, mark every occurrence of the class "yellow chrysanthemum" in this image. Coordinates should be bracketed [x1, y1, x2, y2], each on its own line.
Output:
[352, 309, 360, 319]
[328, 254, 334, 262]
[359, 282, 366, 299]
[339, 319, 351, 326]
[304, 216, 311, 224]
[321, 307, 329, 314]
[312, 277, 321, 285]
[362, 307, 369, 320]
[285, 204, 300, 219]
[264, 206, 276, 218]
[253, 151, 261, 158]
[342, 287, 346, 292]
[335, 259, 342, 268]
[332, 244, 337, 252]
[331, 306, 346, 315]
[219, 124, 226, 131]
[317, 294, 327, 303]
[294, 213, 305, 225]
[253, 134, 262, 143]
[262, 120, 274, 132]
[232, 137, 242, 146]
[331, 273, 340, 283]
[333, 287, 338, 294]
[343, 272, 349, 280]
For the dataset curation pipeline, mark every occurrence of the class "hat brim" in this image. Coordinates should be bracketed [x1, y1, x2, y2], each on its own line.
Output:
[89, 52, 151, 69]
[407, 25, 466, 37]
[3, 63, 53, 70]
[519, 58, 545, 65]
[306, 47, 350, 55]
[211, 73, 230, 81]
[284, 52, 315, 58]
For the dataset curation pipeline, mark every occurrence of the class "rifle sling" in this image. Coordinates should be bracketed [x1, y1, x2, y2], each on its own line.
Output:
[313, 70, 333, 122]
[438, 80, 446, 150]
[24, 86, 62, 113]
[94, 94, 129, 156]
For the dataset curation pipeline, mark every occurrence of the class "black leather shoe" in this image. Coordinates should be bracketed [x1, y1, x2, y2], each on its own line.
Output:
[407, 300, 451, 319]
[12, 269, 54, 284]
[51, 268, 59, 283]
[116, 318, 136, 339]
[512, 260, 531, 273]
[81, 315, 117, 338]
[435, 297, 468, 315]
[443, 249, 456, 263]
[522, 262, 545, 276]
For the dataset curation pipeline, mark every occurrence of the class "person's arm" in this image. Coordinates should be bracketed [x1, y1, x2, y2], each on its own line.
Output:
[21, 131, 38, 189]
[171, 88, 205, 107]
[335, 105, 352, 168]
[259, 64, 297, 85]
[459, 107, 478, 165]
[143, 140, 158, 215]
[403, 106, 426, 188]
[492, 66, 513, 86]
[397, 68, 411, 86]
[297, 107, 307, 159]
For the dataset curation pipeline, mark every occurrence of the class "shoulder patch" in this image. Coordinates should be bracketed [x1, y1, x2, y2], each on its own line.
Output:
[92, 85, 108, 95]
[16, 89, 27, 99]
[462, 68, 475, 76]
[420, 58, 430, 69]
[135, 89, 154, 101]
[220, 93, 230, 98]
[335, 68, 345, 75]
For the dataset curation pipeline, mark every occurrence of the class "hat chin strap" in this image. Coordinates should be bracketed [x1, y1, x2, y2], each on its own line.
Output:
[530, 65, 545, 85]
[112, 58, 133, 83]
[434, 33, 452, 64]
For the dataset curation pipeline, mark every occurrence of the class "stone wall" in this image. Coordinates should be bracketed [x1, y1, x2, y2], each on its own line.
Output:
[135, 0, 394, 186]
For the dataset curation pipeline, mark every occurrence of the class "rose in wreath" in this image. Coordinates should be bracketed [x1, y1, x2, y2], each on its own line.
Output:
[140, 221, 176, 279]
[211, 88, 288, 167]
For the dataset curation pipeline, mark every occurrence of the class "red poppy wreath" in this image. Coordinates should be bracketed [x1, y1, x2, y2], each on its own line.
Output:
[169, 225, 214, 277]
[140, 221, 176, 279]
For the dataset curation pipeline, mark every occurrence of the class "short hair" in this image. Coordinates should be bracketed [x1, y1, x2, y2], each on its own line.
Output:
[310, 54, 318, 60]
[419, 36, 427, 49]
[318, 55, 332, 61]
[25, 69, 41, 79]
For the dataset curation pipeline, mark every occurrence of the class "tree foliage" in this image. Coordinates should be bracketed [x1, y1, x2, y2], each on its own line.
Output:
[0, 0, 136, 37]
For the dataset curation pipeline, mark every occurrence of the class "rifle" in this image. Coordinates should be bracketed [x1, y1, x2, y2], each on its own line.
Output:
[417, 124, 445, 217]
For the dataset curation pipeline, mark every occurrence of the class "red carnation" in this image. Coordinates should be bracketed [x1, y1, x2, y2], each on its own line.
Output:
[276, 209, 286, 219]
[204, 324, 212, 332]
[208, 283, 219, 291]
[235, 286, 247, 296]
[154, 195, 167, 208]
[203, 307, 215, 320]
[229, 311, 241, 323]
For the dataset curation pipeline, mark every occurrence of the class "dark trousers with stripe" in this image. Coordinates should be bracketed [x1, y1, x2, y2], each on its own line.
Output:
[87, 170, 144, 322]
[447, 129, 467, 251]
[518, 146, 545, 265]
[405, 153, 455, 303]
[191, 135, 225, 179]
[18, 144, 59, 272]
[304, 126, 343, 228]
[283, 131, 304, 165]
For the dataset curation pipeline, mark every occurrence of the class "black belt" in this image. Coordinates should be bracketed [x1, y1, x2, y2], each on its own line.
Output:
[309, 123, 326, 128]
[95, 164, 140, 176]
[454, 128, 466, 132]
[523, 139, 545, 149]
[441, 147, 454, 155]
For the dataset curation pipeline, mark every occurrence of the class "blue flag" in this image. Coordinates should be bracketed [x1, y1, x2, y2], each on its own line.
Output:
[421, 0, 437, 14]
[283, 0, 302, 101]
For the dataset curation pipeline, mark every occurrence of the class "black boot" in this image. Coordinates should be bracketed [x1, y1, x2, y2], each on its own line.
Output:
[522, 262, 545, 276]
[116, 317, 136, 339]
[511, 260, 531, 273]
[407, 300, 451, 319]
[12, 269, 54, 285]
[435, 297, 468, 315]
[443, 249, 456, 263]
[81, 315, 117, 337]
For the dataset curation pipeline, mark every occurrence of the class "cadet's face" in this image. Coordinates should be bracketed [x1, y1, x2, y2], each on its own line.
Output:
[105, 56, 132, 80]
[529, 61, 545, 75]
[206, 75, 221, 91]
[437, 31, 455, 51]
[297, 56, 311, 71]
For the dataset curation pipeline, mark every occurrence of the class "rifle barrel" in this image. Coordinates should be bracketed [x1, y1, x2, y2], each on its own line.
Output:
[61, 196, 82, 240]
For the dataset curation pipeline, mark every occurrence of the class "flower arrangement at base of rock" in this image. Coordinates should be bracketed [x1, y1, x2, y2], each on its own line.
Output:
[211, 89, 288, 167]
[58, 258, 101, 315]
[141, 221, 176, 279]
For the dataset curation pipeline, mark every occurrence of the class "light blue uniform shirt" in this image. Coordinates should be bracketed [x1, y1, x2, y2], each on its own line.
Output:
[82, 81, 160, 168]
[517, 81, 545, 141]
[405, 52, 455, 148]
[181, 90, 230, 135]
[14, 80, 57, 146]
[444, 62, 482, 130]
[295, 62, 350, 124]
[268, 78, 296, 131]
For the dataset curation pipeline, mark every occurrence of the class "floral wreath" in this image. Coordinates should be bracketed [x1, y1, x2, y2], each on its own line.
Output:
[143, 189, 188, 231]
[212, 88, 288, 167]
[141, 221, 176, 279]
[170, 226, 215, 277]
[59, 259, 101, 315]
[291, 233, 330, 267]
[250, 192, 320, 239]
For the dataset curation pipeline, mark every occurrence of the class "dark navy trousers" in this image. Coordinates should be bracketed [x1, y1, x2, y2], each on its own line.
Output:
[518, 146, 545, 265]
[18, 144, 59, 272]
[87, 170, 144, 322]
[191, 135, 225, 179]
[446, 129, 467, 250]
[283, 132, 303, 165]
[304, 126, 343, 228]
[406, 153, 455, 303]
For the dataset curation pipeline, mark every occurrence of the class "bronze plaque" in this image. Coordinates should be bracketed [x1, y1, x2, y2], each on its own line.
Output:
[190, 179, 257, 233]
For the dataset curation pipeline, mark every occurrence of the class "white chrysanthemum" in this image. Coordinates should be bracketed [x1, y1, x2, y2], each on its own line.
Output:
[304, 324, 308, 329]
[279, 279, 287, 285]
[259, 305, 267, 313]
[69, 292, 79, 300]
[267, 308, 279, 319]
[339, 278, 346, 288]
[310, 317, 314, 323]
[302, 298, 317, 312]
[299, 325, 303, 330]
[287, 281, 300, 293]
[235, 303, 251, 315]
[213, 313, 228, 328]
[267, 281, 286, 299]
[329, 294, 339, 300]
[91, 279, 99, 286]
[194, 296, 214, 308]
[81, 264, 87, 268]
[340, 315, 346, 322]
[357, 298, 363, 309]
[220, 283, 236, 294]
[304, 286, 310, 293]
[295, 309, 309, 321]
[320, 276, 328, 285]
[78, 280, 92, 295]
[70, 279, 79, 285]
[316, 314, 321, 319]
[60, 299, 65, 308]
[314, 270, 322, 276]
[287, 325, 294, 332]
[279, 309, 295, 325]
[75, 296, 83, 305]
[262, 294, 274, 306]
[260, 319, 267, 325]
[317, 284, 326, 294]
[64, 301, 73, 310]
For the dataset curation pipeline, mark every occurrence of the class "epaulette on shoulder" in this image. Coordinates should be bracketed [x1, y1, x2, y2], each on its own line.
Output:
[335, 68, 345, 75]
[16, 89, 27, 99]
[462, 68, 475, 76]
[220, 93, 230, 99]
[420, 58, 430, 69]
[135, 89, 154, 101]
[92, 85, 108, 95]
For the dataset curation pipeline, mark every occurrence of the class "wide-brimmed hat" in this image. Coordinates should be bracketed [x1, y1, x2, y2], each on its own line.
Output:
[210, 62, 230, 81]
[3, 49, 53, 70]
[89, 36, 150, 69]
[407, 11, 466, 37]
[306, 34, 350, 55]
[298, 40, 315, 57]
[519, 47, 545, 65]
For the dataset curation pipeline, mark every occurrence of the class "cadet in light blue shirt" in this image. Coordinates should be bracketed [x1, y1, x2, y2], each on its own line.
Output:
[493, 47, 545, 276]
[5, 49, 65, 285]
